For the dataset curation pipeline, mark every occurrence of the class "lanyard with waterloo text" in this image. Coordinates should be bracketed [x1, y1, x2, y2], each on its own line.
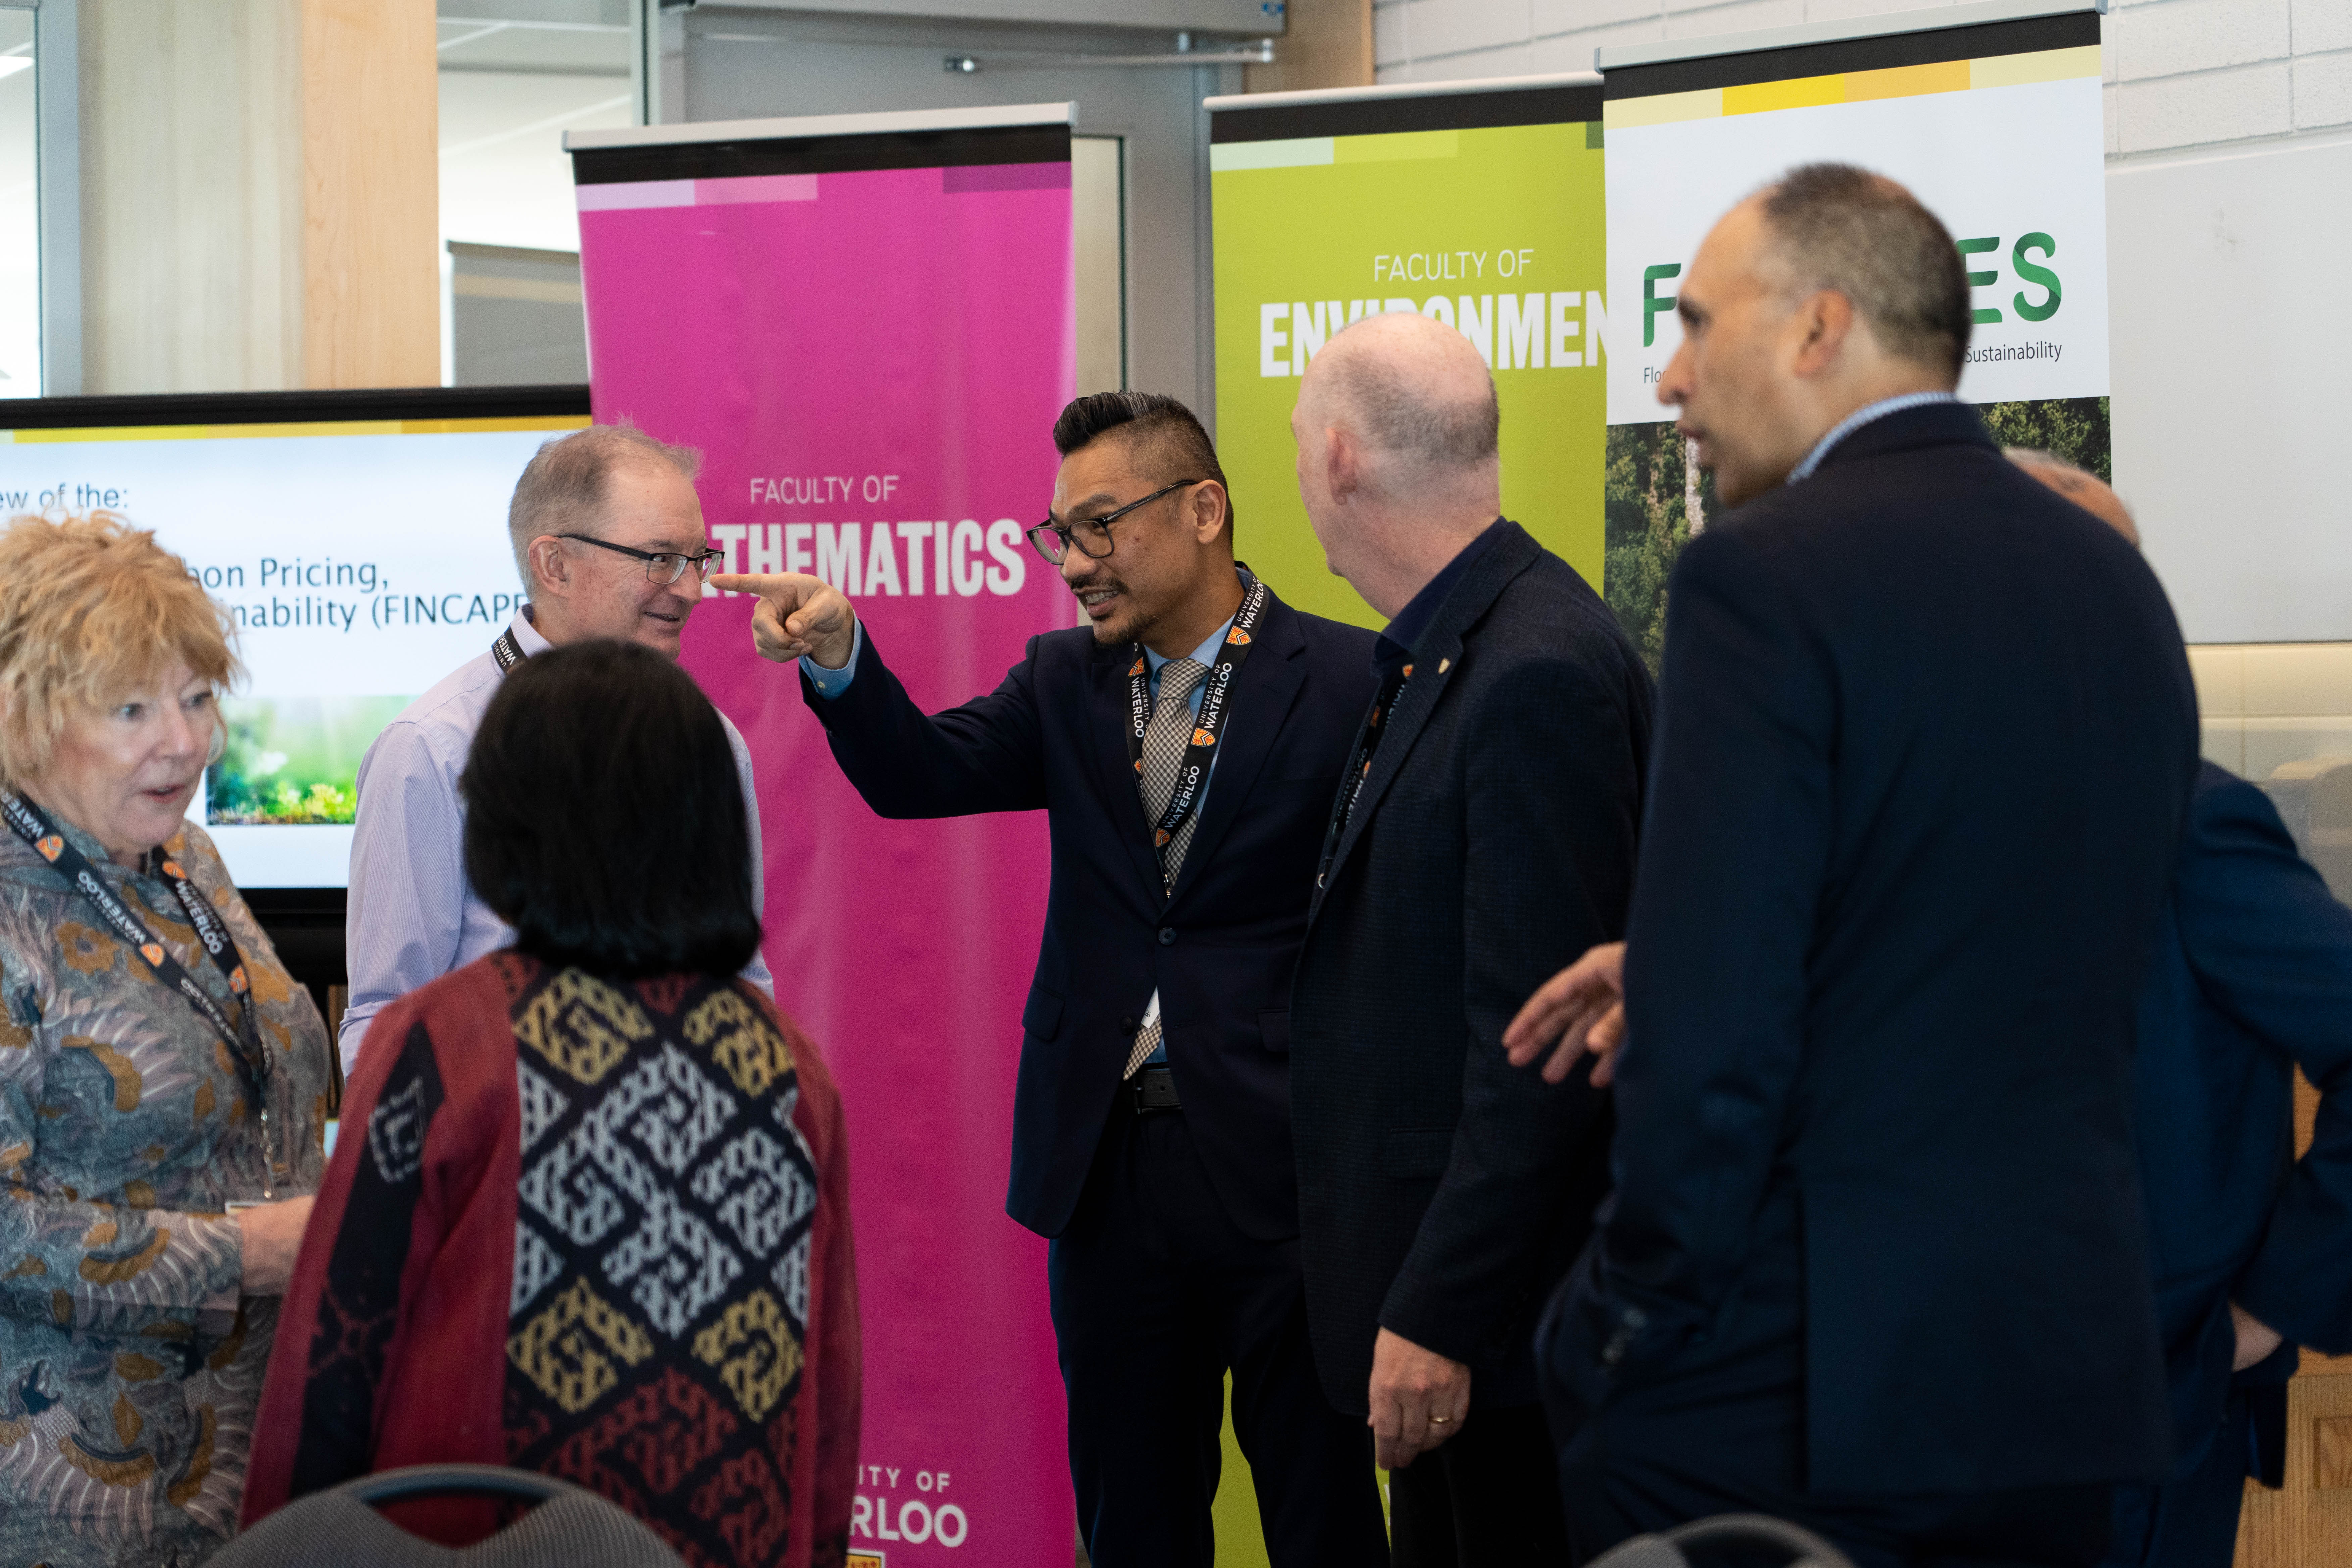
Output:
[491, 626, 526, 672]
[2, 793, 274, 1113]
[1315, 659, 1414, 891]
[1126, 572, 1269, 856]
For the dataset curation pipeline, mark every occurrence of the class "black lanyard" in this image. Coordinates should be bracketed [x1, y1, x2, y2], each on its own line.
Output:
[1315, 658, 1415, 891]
[1125, 572, 1269, 852]
[2, 792, 272, 1111]
[491, 627, 526, 672]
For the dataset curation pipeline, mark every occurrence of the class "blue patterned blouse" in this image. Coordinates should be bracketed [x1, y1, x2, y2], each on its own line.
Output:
[0, 811, 330, 1568]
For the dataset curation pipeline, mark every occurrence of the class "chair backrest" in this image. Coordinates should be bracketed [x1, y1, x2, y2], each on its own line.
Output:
[213, 1465, 688, 1568]
[1587, 1513, 1857, 1568]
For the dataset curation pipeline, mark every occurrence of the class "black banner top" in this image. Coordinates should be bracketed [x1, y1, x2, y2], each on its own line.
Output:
[571, 122, 1072, 186]
[1211, 83, 1604, 144]
[0, 384, 590, 432]
[1603, 9, 2098, 100]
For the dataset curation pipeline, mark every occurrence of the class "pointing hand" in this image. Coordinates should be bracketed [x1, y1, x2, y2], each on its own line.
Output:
[707, 573, 858, 669]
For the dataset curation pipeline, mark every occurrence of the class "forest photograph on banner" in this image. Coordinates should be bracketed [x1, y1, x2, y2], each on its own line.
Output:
[1209, 80, 1607, 629]
[1600, 5, 2107, 670]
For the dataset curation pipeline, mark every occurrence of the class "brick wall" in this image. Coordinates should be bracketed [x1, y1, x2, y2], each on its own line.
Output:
[1373, 0, 2352, 157]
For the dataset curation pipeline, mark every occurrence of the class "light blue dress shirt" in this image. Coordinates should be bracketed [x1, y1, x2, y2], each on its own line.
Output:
[804, 609, 1239, 1064]
[339, 608, 774, 1074]
[1787, 390, 1965, 484]
[799, 621, 866, 698]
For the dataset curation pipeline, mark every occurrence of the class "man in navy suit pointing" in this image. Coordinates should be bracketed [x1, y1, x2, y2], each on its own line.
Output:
[716, 393, 1387, 1568]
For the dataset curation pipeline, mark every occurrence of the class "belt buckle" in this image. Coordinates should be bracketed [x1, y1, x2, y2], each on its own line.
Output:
[1130, 1065, 1181, 1114]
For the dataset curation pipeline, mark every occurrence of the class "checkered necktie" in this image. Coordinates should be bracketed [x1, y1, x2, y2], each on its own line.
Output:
[1125, 656, 1208, 1078]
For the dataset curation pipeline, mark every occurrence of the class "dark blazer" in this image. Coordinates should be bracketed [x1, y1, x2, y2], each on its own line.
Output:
[2137, 762, 2352, 1471]
[1547, 402, 2200, 1494]
[1288, 521, 1653, 1414]
[801, 586, 1378, 1241]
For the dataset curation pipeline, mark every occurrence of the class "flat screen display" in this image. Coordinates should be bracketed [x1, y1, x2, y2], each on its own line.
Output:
[0, 388, 591, 890]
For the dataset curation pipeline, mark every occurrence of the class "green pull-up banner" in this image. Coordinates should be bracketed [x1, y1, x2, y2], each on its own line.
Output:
[1207, 78, 1610, 632]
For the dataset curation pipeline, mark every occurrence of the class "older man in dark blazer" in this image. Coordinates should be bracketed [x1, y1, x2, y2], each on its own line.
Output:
[1284, 310, 1653, 1560]
[1512, 166, 2199, 1568]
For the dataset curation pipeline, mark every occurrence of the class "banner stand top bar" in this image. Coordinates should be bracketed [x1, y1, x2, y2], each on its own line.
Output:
[1204, 71, 1600, 116]
[1595, 0, 2101, 75]
[565, 101, 1076, 155]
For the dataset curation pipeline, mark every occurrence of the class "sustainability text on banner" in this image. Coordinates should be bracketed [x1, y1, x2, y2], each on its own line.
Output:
[1209, 82, 1609, 631]
[572, 112, 1079, 1566]
[1599, 8, 2111, 667]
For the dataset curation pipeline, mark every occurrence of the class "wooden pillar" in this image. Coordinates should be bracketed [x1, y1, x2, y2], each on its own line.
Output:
[77, 0, 437, 394]
[1246, 0, 1373, 96]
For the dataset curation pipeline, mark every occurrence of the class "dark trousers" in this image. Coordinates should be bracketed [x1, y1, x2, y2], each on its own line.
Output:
[2104, 1392, 2256, 1568]
[1049, 1104, 1389, 1568]
[1546, 1294, 2111, 1568]
[1388, 1401, 1570, 1566]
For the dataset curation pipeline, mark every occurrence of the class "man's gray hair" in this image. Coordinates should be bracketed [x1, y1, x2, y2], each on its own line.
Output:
[1756, 162, 1973, 381]
[1324, 342, 1499, 478]
[507, 421, 702, 593]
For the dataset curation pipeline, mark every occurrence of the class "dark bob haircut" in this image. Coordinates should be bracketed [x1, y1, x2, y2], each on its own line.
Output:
[462, 639, 761, 979]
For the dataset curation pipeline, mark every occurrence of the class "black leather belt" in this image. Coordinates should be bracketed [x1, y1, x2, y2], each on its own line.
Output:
[1129, 1064, 1181, 1114]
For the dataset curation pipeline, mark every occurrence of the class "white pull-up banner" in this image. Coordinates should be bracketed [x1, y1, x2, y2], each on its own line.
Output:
[1602, 0, 2107, 416]
[1596, 1, 2110, 643]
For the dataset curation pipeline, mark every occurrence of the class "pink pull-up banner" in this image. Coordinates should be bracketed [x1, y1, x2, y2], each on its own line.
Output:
[572, 107, 1078, 1564]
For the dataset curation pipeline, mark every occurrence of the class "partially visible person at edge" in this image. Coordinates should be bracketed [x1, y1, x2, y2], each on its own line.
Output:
[2007, 451, 2352, 1568]
[1282, 311, 1652, 1562]
[1506, 165, 2197, 1568]
[338, 421, 773, 1077]
[712, 394, 1391, 1567]
[0, 512, 330, 1567]
[242, 640, 859, 1568]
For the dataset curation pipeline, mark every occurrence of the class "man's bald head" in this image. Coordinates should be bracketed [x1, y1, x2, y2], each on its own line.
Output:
[1301, 312, 1500, 500]
[2006, 447, 2138, 547]
[1289, 311, 1506, 618]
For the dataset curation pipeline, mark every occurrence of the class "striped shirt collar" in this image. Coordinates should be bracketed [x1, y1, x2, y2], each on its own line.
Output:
[1787, 391, 1964, 485]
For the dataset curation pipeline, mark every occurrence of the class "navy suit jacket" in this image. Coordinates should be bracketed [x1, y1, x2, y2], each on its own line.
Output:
[1290, 522, 1652, 1413]
[800, 586, 1378, 1241]
[1547, 402, 2199, 1494]
[2137, 762, 2352, 1472]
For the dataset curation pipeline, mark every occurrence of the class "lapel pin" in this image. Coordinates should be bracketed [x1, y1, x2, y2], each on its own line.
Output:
[1438, 658, 1451, 674]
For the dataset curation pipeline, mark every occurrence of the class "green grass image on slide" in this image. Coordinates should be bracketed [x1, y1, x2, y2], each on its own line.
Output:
[207, 695, 413, 825]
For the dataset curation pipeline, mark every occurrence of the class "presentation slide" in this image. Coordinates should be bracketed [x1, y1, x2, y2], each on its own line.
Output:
[0, 412, 588, 888]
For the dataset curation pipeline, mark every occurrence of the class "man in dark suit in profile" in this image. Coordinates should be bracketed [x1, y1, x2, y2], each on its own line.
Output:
[1507, 165, 2200, 1567]
[1284, 310, 1654, 1560]
[2004, 452, 2352, 1568]
[712, 394, 1388, 1567]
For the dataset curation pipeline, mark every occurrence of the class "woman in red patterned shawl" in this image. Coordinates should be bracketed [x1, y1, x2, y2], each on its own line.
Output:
[241, 639, 859, 1568]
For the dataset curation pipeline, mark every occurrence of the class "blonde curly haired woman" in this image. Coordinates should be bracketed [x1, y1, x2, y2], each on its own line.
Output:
[0, 512, 330, 1566]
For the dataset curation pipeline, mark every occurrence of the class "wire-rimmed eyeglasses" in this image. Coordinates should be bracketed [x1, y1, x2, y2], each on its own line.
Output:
[1025, 479, 1205, 566]
[556, 532, 726, 585]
